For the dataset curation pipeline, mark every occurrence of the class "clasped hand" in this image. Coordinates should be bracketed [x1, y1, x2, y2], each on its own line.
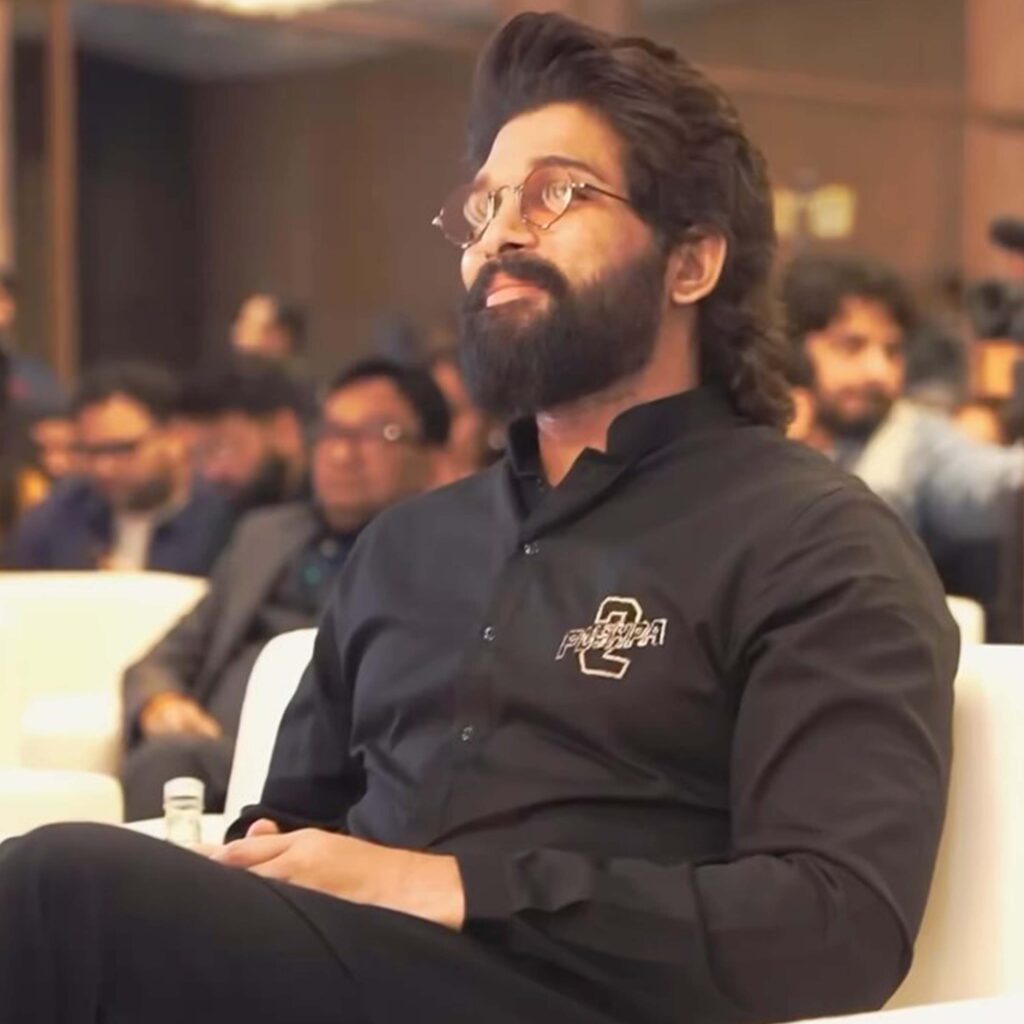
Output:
[207, 819, 465, 930]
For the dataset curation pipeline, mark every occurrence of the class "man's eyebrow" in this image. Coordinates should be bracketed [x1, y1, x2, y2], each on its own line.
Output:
[472, 154, 610, 189]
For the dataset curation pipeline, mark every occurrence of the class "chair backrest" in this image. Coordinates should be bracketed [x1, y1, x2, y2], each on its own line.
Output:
[0, 571, 208, 763]
[223, 628, 317, 823]
[945, 595, 985, 644]
[887, 644, 1024, 1007]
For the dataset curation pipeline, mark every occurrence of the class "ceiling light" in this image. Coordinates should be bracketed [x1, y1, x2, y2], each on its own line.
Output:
[191, 0, 368, 18]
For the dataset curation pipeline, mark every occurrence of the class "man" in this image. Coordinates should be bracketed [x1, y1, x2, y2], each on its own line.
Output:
[231, 293, 307, 361]
[0, 15, 955, 1024]
[188, 354, 309, 514]
[120, 359, 450, 820]
[0, 271, 65, 426]
[2, 361, 232, 575]
[783, 253, 1024, 618]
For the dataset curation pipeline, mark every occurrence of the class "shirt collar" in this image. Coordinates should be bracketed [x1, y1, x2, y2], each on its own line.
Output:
[506, 386, 742, 481]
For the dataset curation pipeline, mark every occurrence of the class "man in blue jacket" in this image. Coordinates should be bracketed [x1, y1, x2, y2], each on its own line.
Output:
[3, 361, 232, 575]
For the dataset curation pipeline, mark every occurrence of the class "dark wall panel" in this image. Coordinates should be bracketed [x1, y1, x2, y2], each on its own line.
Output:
[77, 52, 199, 371]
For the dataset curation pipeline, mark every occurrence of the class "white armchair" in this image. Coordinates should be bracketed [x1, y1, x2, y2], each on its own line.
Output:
[0, 571, 208, 773]
[944, 596, 985, 644]
[0, 769, 123, 843]
[885, 644, 1024, 1008]
[128, 628, 316, 844]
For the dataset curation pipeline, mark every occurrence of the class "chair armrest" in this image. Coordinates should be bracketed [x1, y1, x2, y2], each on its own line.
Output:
[0, 769, 123, 840]
[19, 694, 121, 775]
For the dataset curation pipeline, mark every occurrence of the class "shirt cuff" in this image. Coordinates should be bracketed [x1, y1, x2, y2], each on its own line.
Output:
[455, 851, 516, 925]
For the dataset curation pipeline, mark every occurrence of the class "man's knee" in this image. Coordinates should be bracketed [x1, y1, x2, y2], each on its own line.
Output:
[0, 823, 137, 898]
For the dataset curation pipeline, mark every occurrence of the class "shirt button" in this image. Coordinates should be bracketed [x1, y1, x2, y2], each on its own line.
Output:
[482, 625, 496, 642]
[522, 542, 540, 556]
[460, 725, 475, 742]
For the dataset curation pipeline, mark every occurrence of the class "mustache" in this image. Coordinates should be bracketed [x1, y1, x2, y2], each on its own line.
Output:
[463, 253, 570, 314]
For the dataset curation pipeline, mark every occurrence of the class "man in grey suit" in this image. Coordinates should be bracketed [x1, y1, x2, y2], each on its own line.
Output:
[120, 358, 451, 819]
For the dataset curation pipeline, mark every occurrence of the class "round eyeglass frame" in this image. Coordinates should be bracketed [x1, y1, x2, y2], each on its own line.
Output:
[431, 164, 631, 250]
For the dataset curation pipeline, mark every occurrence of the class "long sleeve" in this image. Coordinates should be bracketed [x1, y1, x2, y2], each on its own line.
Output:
[121, 523, 246, 744]
[226, 588, 366, 839]
[456, 487, 956, 1023]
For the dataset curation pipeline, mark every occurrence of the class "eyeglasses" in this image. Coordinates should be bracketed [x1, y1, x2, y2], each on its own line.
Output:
[73, 435, 150, 460]
[313, 421, 421, 448]
[432, 164, 632, 250]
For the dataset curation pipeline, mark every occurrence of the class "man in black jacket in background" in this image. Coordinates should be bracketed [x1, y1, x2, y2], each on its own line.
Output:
[0, 14, 955, 1024]
[120, 359, 449, 819]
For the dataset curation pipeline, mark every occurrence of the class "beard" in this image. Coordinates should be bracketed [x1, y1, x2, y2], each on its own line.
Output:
[814, 389, 895, 442]
[106, 471, 175, 513]
[458, 245, 668, 421]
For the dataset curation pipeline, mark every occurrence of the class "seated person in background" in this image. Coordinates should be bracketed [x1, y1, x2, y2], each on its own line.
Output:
[954, 397, 1008, 446]
[231, 293, 306, 362]
[0, 16, 955, 1024]
[229, 295, 316, 422]
[119, 358, 450, 820]
[189, 354, 308, 515]
[8, 398, 79, 517]
[430, 349, 505, 483]
[0, 344, 14, 543]
[783, 253, 1024, 563]
[2, 361, 233, 575]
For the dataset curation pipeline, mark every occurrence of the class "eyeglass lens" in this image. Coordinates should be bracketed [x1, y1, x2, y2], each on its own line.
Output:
[437, 166, 576, 247]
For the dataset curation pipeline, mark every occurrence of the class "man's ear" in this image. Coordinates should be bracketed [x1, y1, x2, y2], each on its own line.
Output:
[666, 231, 728, 307]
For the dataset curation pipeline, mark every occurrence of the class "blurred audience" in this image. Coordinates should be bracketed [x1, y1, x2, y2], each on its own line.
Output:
[954, 398, 1008, 447]
[119, 358, 450, 819]
[784, 253, 1024, 619]
[188, 355, 308, 514]
[430, 350, 504, 483]
[0, 344, 14, 544]
[902, 322, 968, 414]
[3, 361, 233, 575]
[231, 293, 306, 362]
[0, 271, 65, 425]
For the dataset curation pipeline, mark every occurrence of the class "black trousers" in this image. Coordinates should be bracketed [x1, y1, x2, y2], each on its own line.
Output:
[121, 735, 235, 820]
[0, 824, 632, 1024]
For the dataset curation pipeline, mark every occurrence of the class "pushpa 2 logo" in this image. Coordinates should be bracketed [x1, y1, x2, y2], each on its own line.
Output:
[556, 596, 668, 680]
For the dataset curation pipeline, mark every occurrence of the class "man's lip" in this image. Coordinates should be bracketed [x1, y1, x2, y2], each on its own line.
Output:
[484, 275, 546, 308]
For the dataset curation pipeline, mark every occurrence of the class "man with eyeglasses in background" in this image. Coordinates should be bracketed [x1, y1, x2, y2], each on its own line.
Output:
[119, 358, 449, 820]
[185, 354, 309, 515]
[2, 361, 233, 575]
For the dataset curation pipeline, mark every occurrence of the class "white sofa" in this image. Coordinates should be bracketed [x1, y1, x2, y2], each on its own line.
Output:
[796, 994, 1024, 1023]
[0, 768, 123, 842]
[128, 628, 315, 844]
[0, 571, 208, 773]
[944, 595, 985, 644]
[885, 644, 1024, 1008]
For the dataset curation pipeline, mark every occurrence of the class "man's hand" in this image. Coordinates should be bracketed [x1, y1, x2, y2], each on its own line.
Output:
[211, 819, 465, 930]
[140, 693, 222, 739]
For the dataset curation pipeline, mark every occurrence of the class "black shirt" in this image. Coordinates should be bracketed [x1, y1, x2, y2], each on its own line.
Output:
[234, 387, 956, 1024]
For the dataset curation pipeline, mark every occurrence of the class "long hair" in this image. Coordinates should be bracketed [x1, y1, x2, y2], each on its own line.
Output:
[466, 13, 792, 429]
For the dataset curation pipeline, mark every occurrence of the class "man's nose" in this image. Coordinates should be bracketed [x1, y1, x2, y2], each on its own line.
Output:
[862, 345, 895, 384]
[476, 190, 536, 260]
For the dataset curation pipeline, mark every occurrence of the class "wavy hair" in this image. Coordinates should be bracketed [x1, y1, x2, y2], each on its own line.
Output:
[466, 13, 792, 428]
